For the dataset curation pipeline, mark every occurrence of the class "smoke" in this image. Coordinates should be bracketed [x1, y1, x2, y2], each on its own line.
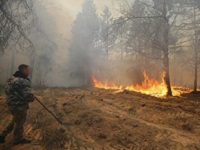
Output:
[0, 0, 115, 86]
[0, 0, 199, 89]
[0, 0, 72, 86]
[31, 1, 72, 87]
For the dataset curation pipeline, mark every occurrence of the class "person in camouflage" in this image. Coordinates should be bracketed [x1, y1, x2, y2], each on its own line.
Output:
[0, 64, 35, 145]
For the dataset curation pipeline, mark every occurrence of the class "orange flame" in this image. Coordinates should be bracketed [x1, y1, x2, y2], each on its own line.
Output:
[92, 71, 181, 97]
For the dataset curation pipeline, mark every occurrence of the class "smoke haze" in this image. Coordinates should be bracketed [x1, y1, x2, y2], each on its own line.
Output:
[0, 0, 199, 90]
[0, 0, 118, 86]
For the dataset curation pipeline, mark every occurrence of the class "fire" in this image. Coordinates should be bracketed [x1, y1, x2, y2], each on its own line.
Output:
[125, 71, 168, 97]
[92, 71, 181, 97]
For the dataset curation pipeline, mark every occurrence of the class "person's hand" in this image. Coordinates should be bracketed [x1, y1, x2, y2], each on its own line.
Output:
[29, 94, 35, 102]
[29, 98, 35, 102]
[29, 99, 35, 102]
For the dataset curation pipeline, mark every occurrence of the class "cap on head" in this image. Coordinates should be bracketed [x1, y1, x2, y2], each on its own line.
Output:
[18, 64, 29, 72]
[18, 64, 30, 76]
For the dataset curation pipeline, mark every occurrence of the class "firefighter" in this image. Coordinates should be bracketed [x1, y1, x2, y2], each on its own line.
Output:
[0, 64, 35, 145]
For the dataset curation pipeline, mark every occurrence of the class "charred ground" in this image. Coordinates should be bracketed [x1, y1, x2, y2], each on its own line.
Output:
[0, 88, 200, 150]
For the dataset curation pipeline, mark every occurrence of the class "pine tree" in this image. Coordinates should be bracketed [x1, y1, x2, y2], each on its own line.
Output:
[100, 7, 113, 60]
[69, 0, 99, 87]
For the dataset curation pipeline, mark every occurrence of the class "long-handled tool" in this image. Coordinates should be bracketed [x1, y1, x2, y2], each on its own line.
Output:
[34, 97, 74, 126]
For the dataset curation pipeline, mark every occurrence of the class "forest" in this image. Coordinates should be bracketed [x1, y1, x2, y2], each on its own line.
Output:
[0, 0, 200, 149]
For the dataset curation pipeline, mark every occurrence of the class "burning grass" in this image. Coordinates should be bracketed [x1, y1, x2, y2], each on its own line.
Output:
[92, 71, 191, 97]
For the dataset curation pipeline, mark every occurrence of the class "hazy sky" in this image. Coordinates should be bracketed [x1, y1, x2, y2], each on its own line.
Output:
[43, 0, 120, 55]
[47, 0, 117, 18]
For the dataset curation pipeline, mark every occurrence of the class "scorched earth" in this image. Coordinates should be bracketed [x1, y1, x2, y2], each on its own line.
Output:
[0, 88, 200, 150]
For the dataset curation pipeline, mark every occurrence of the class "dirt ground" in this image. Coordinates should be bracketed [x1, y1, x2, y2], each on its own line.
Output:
[0, 88, 200, 150]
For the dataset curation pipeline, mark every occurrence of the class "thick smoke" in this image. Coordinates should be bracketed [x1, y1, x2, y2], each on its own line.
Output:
[0, 0, 199, 89]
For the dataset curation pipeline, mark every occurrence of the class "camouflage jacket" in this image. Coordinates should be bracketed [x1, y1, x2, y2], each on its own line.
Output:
[5, 75, 34, 106]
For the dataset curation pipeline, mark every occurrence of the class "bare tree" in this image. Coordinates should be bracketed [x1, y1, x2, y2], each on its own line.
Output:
[99, 7, 118, 60]
[176, 0, 200, 92]
[116, 0, 188, 96]
[0, 0, 35, 54]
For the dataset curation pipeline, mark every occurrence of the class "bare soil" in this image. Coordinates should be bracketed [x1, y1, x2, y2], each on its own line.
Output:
[0, 88, 200, 150]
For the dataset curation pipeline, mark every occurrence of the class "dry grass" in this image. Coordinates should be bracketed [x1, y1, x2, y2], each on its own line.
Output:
[1, 88, 200, 149]
[27, 93, 69, 149]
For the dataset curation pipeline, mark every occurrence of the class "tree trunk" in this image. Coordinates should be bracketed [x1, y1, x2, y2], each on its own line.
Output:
[10, 45, 15, 76]
[104, 39, 109, 61]
[163, 0, 172, 96]
[193, 5, 198, 93]
[163, 52, 172, 96]
[105, 27, 109, 61]
[194, 61, 198, 92]
[193, 32, 198, 92]
[29, 52, 36, 83]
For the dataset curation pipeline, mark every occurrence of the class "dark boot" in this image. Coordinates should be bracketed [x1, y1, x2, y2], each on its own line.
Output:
[0, 120, 14, 144]
[14, 138, 31, 145]
[0, 136, 5, 143]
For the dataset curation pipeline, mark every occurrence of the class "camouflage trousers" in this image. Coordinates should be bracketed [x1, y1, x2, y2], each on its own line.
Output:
[0, 105, 28, 142]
